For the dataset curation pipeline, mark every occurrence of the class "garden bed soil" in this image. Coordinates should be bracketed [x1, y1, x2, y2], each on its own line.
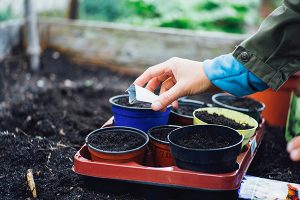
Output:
[175, 131, 234, 149]
[216, 96, 262, 111]
[195, 111, 254, 130]
[88, 131, 145, 151]
[0, 48, 300, 199]
[149, 127, 178, 142]
[114, 96, 151, 108]
[188, 92, 217, 105]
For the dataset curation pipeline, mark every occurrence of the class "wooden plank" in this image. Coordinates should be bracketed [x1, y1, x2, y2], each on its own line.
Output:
[0, 19, 24, 61]
[39, 18, 248, 72]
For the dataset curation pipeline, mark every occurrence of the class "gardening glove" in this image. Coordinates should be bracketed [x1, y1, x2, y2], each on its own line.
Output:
[203, 54, 268, 97]
[134, 57, 218, 111]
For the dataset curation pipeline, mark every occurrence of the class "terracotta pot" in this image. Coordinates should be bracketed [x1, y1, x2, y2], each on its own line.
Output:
[86, 127, 149, 164]
[248, 73, 300, 126]
[147, 125, 180, 167]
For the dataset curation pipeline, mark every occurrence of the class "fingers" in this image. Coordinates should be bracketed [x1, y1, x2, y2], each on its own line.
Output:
[145, 74, 169, 92]
[287, 136, 300, 161]
[134, 61, 171, 87]
[151, 83, 183, 111]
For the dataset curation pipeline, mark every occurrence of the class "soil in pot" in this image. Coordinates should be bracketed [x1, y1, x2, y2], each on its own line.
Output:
[175, 130, 235, 149]
[149, 127, 178, 142]
[216, 96, 262, 111]
[175, 104, 205, 116]
[195, 111, 254, 130]
[114, 96, 151, 108]
[88, 130, 145, 151]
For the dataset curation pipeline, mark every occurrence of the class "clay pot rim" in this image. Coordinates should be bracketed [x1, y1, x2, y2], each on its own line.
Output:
[85, 126, 149, 155]
[110, 94, 172, 110]
[168, 124, 244, 152]
[148, 125, 181, 144]
[212, 93, 265, 112]
[171, 99, 211, 119]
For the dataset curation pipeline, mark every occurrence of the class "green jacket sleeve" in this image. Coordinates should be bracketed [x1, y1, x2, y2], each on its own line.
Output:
[233, 0, 300, 91]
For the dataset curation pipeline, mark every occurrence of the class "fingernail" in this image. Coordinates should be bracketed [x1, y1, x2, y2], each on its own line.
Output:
[287, 142, 293, 152]
[290, 150, 299, 161]
[152, 101, 162, 111]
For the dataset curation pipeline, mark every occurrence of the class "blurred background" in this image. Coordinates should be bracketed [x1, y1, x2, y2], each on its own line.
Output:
[0, 0, 281, 34]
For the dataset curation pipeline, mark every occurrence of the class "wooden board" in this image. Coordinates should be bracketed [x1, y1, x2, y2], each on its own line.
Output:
[38, 18, 248, 73]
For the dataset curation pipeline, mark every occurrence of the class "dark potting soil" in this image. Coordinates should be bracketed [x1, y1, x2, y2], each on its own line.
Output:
[150, 127, 178, 142]
[175, 104, 205, 116]
[114, 96, 152, 108]
[0, 48, 144, 199]
[195, 111, 254, 130]
[217, 95, 262, 111]
[175, 131, 235, 149]
[88, 131, 145, 151]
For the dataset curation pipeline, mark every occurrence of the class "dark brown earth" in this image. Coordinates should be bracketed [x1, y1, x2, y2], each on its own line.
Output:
[175, 130, 235, 149]
[149, 127, 179, 142]
[114, 96, 151, 108]
[175, 103, 205, 116]
[195, 111, 254, 130]
[0, 48, 299, 200]
[88, 130, 145, 151]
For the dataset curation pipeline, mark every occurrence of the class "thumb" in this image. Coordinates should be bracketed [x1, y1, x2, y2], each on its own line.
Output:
[151, 83, 184, 111]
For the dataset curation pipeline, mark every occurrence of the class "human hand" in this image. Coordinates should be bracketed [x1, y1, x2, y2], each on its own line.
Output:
[133, 57, 218, 111]
[287, 136, 300, 161]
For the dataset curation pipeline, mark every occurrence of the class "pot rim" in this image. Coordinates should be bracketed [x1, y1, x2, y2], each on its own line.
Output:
[110, 94, 172, 110]
[168, 124, 244, 152]
[148, 125, 181, 144]
[171, 99, 211, 119]
[86, 126, 149, 154]
[193, 107, 259, 132]
[212, 93, 265, 112]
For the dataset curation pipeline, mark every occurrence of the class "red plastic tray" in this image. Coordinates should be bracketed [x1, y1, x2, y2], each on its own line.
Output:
[73, 118, 265, 191]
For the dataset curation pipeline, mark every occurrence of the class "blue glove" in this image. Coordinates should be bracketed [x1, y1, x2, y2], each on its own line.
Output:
[203, 54, 268, 97]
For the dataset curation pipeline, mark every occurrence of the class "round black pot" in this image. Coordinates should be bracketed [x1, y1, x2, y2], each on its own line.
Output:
[212, 93, 265, 122]
[169, 99, 209, 126]
[168, 125, 243, 173]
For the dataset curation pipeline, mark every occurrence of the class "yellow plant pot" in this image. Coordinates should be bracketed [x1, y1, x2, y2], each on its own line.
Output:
[193, 107, 258, 147]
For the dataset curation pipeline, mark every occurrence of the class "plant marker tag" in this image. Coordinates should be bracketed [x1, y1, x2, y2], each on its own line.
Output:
[250, 136, 257, 157]
[126, 84, 159, 104]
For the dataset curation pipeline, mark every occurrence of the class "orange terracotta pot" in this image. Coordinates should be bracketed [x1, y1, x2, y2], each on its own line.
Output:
[248, 73, 300, 126]
[86, 127, 149, 164]
[148, 125, 180, 167]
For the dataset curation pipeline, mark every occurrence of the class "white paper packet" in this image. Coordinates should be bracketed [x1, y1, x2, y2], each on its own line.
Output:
[126, 84, 159, 104]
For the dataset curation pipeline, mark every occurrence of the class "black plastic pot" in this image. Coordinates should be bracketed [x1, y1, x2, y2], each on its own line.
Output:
[212, 93, 265, 122]
[169, 99, 209, 126]
[168, 125, 243, 173]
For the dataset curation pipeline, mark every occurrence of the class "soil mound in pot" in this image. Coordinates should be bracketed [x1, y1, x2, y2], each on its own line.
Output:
[217, 96, 262, 111]
[195, 111, 254, 130]
[88, 131, 145, 151]
[114, 96, 151, 108]
[149, 127, 178, 142]
[175, 130, 235, 149]
[176, 104, 205, 116]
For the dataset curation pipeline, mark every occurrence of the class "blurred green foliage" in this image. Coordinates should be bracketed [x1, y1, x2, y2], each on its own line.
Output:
[79, 0, 261, 33]
[0, 8, 12, 22]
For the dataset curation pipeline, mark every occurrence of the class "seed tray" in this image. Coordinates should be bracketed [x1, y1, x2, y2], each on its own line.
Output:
[73, 117, 265, 193]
